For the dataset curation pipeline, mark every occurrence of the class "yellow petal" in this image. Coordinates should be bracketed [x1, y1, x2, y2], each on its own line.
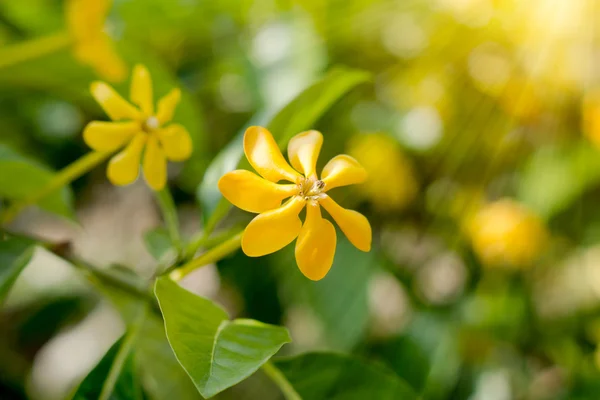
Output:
[107, 133, 146, 186]
[295, 202, 337, 281]
[218, 170, 297, 213]
[130, 64, 154, 116]
[321, 155, 368, 191]
[156, 124, 192, 161]
[242, 196, 306, 257]
[83, 121, 140, 152]
[74, 36, 128, 83]
[143, 136, 167, 191]
[287, 130, 323, 178]
[243, 126, 301, 183]
[91, 81, 141, 121]
[66, 0, 109, 42]
[156, 88, 181, 125]
[319, 195, 371, 252]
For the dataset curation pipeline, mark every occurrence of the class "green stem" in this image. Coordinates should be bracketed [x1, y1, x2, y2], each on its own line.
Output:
[183, 225, 243, 261]
[0, 31, 73, 70]
[0, 151, 112, 225]
[154, 188, 181, 253]
[168, 231, 242, 280]
[261, 361, 301, 400]
[99, 304, 147, 400]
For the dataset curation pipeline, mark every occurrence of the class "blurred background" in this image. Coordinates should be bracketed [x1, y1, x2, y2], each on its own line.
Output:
[2, 0, 600, 399]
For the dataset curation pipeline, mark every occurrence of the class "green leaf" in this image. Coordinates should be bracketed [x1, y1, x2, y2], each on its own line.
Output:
[274, 352, 418, 400]
[143, 227, 175, 262]
[69, 335, 142, 400]
[197, 67, 371, 231]
[517, 141, 600, 220]
[0, 145, 75, 220]
[154, 277, 291, 398]
[0, 235, 36, 304]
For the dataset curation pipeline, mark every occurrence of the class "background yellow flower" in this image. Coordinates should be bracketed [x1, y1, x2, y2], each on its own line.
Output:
[84, 64, 191, 190]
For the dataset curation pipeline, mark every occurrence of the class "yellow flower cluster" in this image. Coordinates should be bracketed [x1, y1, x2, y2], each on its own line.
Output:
[219, 127, 372, 280]
[65, 0, 127, 81]
[468, 199, 547, 269]
[83, 65, 192, 190]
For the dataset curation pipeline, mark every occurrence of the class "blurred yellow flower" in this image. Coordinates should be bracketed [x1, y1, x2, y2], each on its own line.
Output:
[83, 64, 192, 191]
[218, 127, 372, 281]
[583, 91, 600, 148]
[65, 0, 127, 82]
[468, 199, 547, 268]
[347, 133, 418, 212]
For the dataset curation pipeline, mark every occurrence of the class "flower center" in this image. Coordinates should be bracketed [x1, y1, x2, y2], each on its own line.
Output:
[298, 177, 325, 200]
[143, 116, 160, 132]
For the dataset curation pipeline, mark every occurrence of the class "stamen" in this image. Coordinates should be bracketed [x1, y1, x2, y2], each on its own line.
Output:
[145, 116, 160, 131]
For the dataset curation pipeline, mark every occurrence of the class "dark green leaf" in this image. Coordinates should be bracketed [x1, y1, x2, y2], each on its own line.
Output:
[69, 335, 142, 400]
[143, 227, 175, 262]
[0, 145, 74, 220]
[274, 352, 417, 400]
[154, 277, 291, 398]
[0, 235, 36, 304]
[197, 67, 371, 231]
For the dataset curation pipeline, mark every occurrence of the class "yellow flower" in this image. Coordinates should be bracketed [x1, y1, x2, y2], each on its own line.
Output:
[83, 64, 192, 191]
[467, 199, 547, 269]
[218, 127, 372, 281]
[347, 133, 418, 212]
[583, 91, 600, 148]
[65, 0, 127, 82]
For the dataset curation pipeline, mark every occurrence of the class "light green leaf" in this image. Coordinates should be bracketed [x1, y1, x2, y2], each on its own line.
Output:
[143, 227, 175, 262]
[274, 352, 418, 400]
[197, 67, 371, 232]
[69, 335, 142, 400]
[0, 235, 36, 304]
[518, 141, 600, 220]
[154, 277, 291, 398]
[0, 145, 75, 220]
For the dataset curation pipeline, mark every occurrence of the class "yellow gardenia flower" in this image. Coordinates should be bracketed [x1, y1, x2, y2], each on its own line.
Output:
[83, 64, 192, 190]
[583, 91, 600, 149]
[467, 199, 547, 269]
[65, 0, 127, 82]
[218, 127, 372, 281]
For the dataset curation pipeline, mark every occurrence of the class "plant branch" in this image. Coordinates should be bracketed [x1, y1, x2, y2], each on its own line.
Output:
[1, 151, 112, 225]
[154, 188, 182, 253]
[168, 231, 242, 279]
[0, 31, 73, 70]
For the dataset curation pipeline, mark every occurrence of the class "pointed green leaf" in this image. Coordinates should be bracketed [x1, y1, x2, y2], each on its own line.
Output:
[0, 145, 75, 220]
[274, 352, 418, 400]
[197, 67, 371, 232]
[0, 235, 36, 304]
[155, 277, 291, 398]
[69, 335, 142, 400]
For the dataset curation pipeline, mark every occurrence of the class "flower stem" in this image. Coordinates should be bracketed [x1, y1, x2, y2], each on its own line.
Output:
[261, 361, 301, 400]
[182, 225, 243, 261]
[99, 303, 147, 400]
[154, 188, 182, 253]
[0, 31, 72, 70]
[168, 231, 242, 280]
[0, 151, 112, 225]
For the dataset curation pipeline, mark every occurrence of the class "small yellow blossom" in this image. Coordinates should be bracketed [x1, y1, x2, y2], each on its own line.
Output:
[583, 91, 600, 148]
[218, 127, 372, 281]
[467, 199, 547, 269]
[83, 64, 192, 191]
[347, 133, 417, 212]
[65, 0, 127, 82]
